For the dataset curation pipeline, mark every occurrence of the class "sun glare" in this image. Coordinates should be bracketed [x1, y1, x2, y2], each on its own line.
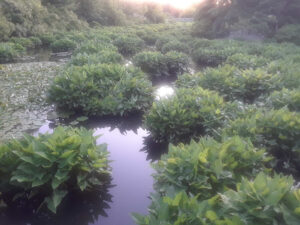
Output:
[137, 0, 203, 9]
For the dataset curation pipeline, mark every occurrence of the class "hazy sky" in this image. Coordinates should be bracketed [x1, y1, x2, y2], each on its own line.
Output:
[132, 0, 202, 9]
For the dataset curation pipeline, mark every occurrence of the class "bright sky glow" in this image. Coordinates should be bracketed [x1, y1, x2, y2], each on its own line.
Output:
[135, 0, 203, 9]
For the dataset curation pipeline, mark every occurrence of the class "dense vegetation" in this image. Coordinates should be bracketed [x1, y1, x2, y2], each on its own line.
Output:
[0, 127, 110, 213]
[0, 1, 300, 223]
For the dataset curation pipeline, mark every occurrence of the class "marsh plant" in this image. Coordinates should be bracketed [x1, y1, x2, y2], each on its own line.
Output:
[0, 127, 111, 213]
[48, 64, 153, 117]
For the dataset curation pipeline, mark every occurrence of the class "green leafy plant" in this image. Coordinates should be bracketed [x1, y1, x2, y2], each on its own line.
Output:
[68, 51, 123, 66]
[113, 35, 145, 56]
[0, 42, 25, 63]
[133, 173, 300, 225]
[0, 126, 111, 213]
[224, 108, 300, 177]
[225, 53, 269, 69]
[144, 87, 234, 143]
[154, 136, 270, 198]
[73, 40, 117, 55]
[133, 51, 188, 79]
[266, 88, 300, 112]
[50, 38, 77, 53]
[48, 64, 153, 117]
[161, 40, 190, 54]
[179, 65, 281, 103]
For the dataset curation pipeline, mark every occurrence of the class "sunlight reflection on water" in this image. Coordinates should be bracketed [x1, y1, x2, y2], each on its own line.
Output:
[155, 85, 174, 100]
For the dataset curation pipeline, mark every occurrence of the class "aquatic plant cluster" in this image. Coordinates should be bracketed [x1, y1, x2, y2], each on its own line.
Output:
[0, 22, 299, 225]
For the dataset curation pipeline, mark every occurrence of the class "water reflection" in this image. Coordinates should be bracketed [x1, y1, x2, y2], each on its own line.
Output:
[0, 182, 112, 225]
[141, 136, 168, 162]
[155, 85, 174, 100]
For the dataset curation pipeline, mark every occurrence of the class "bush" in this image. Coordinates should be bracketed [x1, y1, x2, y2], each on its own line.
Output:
[48, 64, 153, 117]
[113, 35, 145, 56]
[73, 40, 117, 55]
[136, 30, 158, 45]
[161, 40, 190, 54]
[133, 51, 188, 79]
[267, 88, 300, 112]
[155, 35, 174, 51]
[154, 136, 270, 198]
[0, 126, 110, 213]
[11, 37, 35, 49]
[69, 51, 123, 66]
[225, 53, 270, 69]
[192, 47, 239, 67]
[180, 65, 281, 103]
[39, 34, 56, 47]
[133, 51, 167, 77]
[275, 24, 300, 46]
[134, 173, 300, 225]
[0, 42, 25, 63]
[50, 38, 77, 53]
[224, 109, 300, 177]
[144, 87, 234, 143]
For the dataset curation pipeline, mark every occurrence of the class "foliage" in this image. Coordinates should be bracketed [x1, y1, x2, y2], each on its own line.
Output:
[134, 173, 300, 225]
[0, 42, 25, 63]
[266, 88, 300, 112]
[68, 51, 123, 66]
[275, 24, 300, 46]
[178, 65, 281, 104]
[154, 136, 270, 198]
[224, 109, 300, 177]
[48, 64, 153, 117]
[144, 3, 165, 24]
[0, 126, 110, 213]
[161, 40, 190, 54]
[133, 51, 188, 79]
[113, 35, 145, 56]
[50, 38, 77, 53]
[225, 53, 269, 69]
[193, 0, 300, 39]
[192, 46, 239, 67]
[144, 87, 234, 143]
[73, 40, 117, 55]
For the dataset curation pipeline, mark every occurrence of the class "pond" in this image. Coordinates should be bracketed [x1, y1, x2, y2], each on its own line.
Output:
[0, 56, 173, 225]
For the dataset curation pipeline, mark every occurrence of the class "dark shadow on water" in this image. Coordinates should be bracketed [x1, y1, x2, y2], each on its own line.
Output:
[141, 136, 169, 162]
[0, 180, 113, 225]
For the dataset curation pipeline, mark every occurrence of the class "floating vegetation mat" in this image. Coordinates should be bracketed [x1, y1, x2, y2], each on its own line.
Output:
[0, 62, 64, 141]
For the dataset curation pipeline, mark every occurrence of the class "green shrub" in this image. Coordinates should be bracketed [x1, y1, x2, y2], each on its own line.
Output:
[275, 24, 300, 46]
[192, 47, 238, 67]
[113, 35, 145, 56]
[144, 87, 234, 143]
[267, 88, 300, 112]
[29, 36, 42, 48]
[155, 35, 174, 51]
[133, 51, 188, 79]
[267, 57, 300, 90]
[69, 51, 123, 66]
[164, 51, 189, 76]
[161, 40, 190, 54]
[136, 30, 158, 45]
[50, 38, 77, 53]
[225, 53, 269, 69]
[0, 42, 25, 63]
[48, 64, 153, 117]
[134, 173, 300, 225]
[181, 65, 281, 103]
[39, 34, 56, 47]
[133, 51, 167, 76]
[0, 126, 110, 213]
[11, 37, 35, 49]
[224, 109, 300, 177]
[154, 136, 270, 198]
[73, 40, 117, 55]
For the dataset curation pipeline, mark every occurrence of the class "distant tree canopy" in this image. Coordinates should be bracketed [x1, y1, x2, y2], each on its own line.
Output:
[0, 0, 125, 41]
[193, 0, 300, 39]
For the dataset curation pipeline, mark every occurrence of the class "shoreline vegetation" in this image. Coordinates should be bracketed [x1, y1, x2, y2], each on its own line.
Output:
[0, 0, 300, 224]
